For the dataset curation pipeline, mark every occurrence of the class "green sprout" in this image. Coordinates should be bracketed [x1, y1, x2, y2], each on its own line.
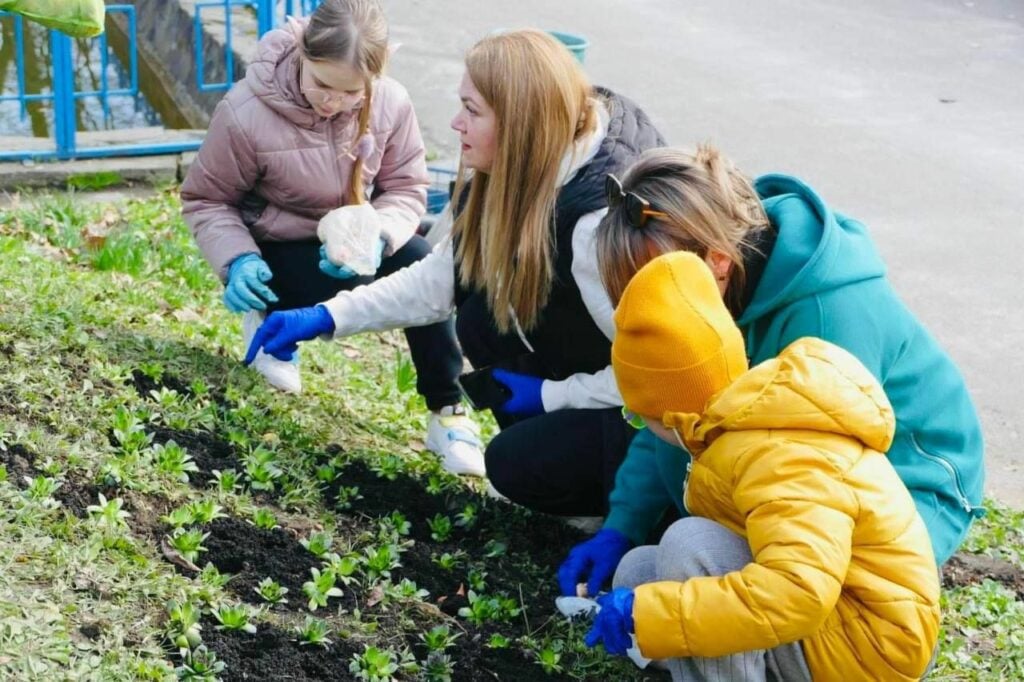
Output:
[300, 531, 334, 558]
[251, 508, 279, 530]
[177, 645, 225, 681]
[167, 527, 209, 564]
[213, 604, 256, 634]
[427, 514, 453, 542]
[295, 616, 332, 648]
[254, 577, 289, 605]
[86, 493, 130, 531]
[303, 567, 343, 611]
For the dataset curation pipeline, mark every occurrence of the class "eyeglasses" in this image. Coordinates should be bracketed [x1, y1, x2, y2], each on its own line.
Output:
[621, 406, 646, 430]
[605, 174, 668, 228]
[302, 85, 365, 107]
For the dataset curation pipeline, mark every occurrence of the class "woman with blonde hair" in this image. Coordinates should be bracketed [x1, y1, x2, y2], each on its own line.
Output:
[558, 144, 985, 599]
[247, 29, 665, 502]
[182, 0, 480, 472]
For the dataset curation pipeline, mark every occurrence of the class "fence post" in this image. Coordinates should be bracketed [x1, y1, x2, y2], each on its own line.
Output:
[257, 0, 275, 37]
[49, 29, 77, 159]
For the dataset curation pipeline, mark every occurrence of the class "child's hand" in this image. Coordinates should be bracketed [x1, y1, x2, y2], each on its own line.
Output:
[584, 587, 636, 656]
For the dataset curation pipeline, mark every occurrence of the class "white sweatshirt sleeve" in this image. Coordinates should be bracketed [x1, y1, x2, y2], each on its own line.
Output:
[321, 238, 456, 337]
[539, 208, 624, 411]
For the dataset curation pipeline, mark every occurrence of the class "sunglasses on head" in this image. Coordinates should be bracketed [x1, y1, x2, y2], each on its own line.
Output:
[605, 174, 668, 228]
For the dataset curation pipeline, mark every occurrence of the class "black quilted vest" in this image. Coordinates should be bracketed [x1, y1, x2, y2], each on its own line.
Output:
[453, 88, 665, 380]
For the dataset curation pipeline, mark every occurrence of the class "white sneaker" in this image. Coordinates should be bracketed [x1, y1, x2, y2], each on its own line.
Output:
[426, 406, 486, 477]
[242, 310, 302, 393]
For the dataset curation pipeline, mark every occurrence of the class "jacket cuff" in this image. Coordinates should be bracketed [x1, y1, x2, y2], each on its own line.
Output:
[540, 379, 568, 413]
[633, 582, 693, 660]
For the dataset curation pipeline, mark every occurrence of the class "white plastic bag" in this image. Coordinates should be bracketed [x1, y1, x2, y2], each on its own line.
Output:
[316, 204, 382, 276]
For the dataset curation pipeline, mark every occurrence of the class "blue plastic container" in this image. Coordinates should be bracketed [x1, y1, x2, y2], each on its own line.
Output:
[547, 30, 589, 64]
[426, 167, 458, 214]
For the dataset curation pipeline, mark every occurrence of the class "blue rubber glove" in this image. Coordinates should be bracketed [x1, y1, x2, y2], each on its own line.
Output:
[244, 305, 335, 363]
[223, 254, 279, 312]
[557, 528, 633, 597]
[318, 239, 386, 280]
[491, 368, 545, 417]
[584, 587, 636, 656]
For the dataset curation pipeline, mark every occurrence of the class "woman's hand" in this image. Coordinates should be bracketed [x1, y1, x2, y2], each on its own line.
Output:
[244, 305, 336, 363]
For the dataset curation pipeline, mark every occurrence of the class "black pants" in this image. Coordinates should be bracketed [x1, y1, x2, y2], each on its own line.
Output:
[260, 237, 464, 411]
[455, 293, 636, 516]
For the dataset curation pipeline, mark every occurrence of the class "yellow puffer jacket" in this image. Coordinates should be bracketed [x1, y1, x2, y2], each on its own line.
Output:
[632, 337, 940, 681]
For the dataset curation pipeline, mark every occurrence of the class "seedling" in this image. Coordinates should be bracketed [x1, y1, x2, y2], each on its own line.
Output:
[394, 353, 417, 394]
[454, 503, 478, 529]
[110, 405, 152, 454]
[177, 645, 225, 681]
[370, 454, 404, 481]
[244, 447, 283, 492]
[423, 652, 455, 682]
[387, 578, 428, 601]
[161, 506, 195, 529]
[300, 531, 334, 558]
[22, 475, 61, 504]
[251, 508, 279, 530]
[166, 600, 202, 652]
[303, 567, 343, 611]
[323, 553, 361, 586]
[86, 493, 130, 531]
[363, 544, 401, 583]
[295, 616, 332, 648]
[186, 499, 225, 524]
[427, 514, 453, 542]
[536, 643, 564, 674]
[432, 551, 464, 571]
[153, 440, 199, 483]
[349, 646, 400, 682]
[213, 604, 256, 634]
[483, 539, 507, 558]
[211, 469, 239, 493]
[467, 567, 488, 593]
[420, 624, 460, 653]
[487, 633, 511, 649]
[167, 527, 209, 564]
[457, 590, 520, 626]
[334, 485, 362, 510]
[381, 511, 410, 537]
[255, 577, 289, 605]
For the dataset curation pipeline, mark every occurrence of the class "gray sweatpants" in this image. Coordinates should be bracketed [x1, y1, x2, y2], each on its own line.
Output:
[613, 517, 813, 682]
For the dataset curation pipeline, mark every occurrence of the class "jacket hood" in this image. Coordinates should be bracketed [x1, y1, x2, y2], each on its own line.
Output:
[667, 337, 895, 454]
[738, 174, 887, 328]
[245, 26, 362, 129]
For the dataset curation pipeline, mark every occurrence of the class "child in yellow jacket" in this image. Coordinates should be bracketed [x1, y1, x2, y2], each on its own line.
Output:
[585, 251, 940, 681]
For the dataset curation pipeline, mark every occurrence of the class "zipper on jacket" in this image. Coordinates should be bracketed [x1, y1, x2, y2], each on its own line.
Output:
[911, 433, 976, 514]
[682, 460, 692, 515]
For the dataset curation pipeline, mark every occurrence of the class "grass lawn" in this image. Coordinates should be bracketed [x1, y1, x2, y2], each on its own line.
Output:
[0, 188, 1021, 681]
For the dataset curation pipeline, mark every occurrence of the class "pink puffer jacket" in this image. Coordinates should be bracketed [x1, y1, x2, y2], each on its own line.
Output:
[181, 27, 429, 280]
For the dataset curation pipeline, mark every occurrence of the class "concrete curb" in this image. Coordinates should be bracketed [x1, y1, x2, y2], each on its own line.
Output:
[0, 155, 187, 191]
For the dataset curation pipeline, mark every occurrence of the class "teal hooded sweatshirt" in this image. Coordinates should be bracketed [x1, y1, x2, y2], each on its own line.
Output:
[605, 174, 985, 565]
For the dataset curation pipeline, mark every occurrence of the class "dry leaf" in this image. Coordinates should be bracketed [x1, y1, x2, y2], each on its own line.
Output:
[366, 585, 385, 608]
[80, 208, 119, 250]
[407, 439, 426, 453]
[342, 346, 362, 359]
[160, 535, 200, 573]
[172, 308, 202, 323]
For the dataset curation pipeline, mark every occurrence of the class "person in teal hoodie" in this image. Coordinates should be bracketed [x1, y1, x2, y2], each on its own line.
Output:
[558, 145, 984, 597]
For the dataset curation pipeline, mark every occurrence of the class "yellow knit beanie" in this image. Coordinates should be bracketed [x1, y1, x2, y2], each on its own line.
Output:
[612, 251, 749, 419]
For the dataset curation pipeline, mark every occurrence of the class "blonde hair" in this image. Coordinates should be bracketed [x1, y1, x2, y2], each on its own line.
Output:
[596, 145, 769, 312]
[300, 0, 389, 205]
[452, 29, 598, 334]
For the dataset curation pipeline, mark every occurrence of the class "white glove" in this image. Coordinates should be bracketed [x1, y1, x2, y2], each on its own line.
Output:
[316, 204, 383, 276]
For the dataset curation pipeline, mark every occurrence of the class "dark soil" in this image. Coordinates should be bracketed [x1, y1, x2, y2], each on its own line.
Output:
[148, 425, 240, 488]
[1, 443, 39, 483]
[129, 369, 196, 399]
[199, 517, 322, 607]
[943, 552, 1024, 600]
[199, 618, 361, 681]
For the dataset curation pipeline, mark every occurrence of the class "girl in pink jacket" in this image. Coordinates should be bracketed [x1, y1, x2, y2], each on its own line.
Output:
[180, 0, 483, 476]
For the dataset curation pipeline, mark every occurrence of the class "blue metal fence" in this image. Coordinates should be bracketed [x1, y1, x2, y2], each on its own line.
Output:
[1, 0, 316, 162]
